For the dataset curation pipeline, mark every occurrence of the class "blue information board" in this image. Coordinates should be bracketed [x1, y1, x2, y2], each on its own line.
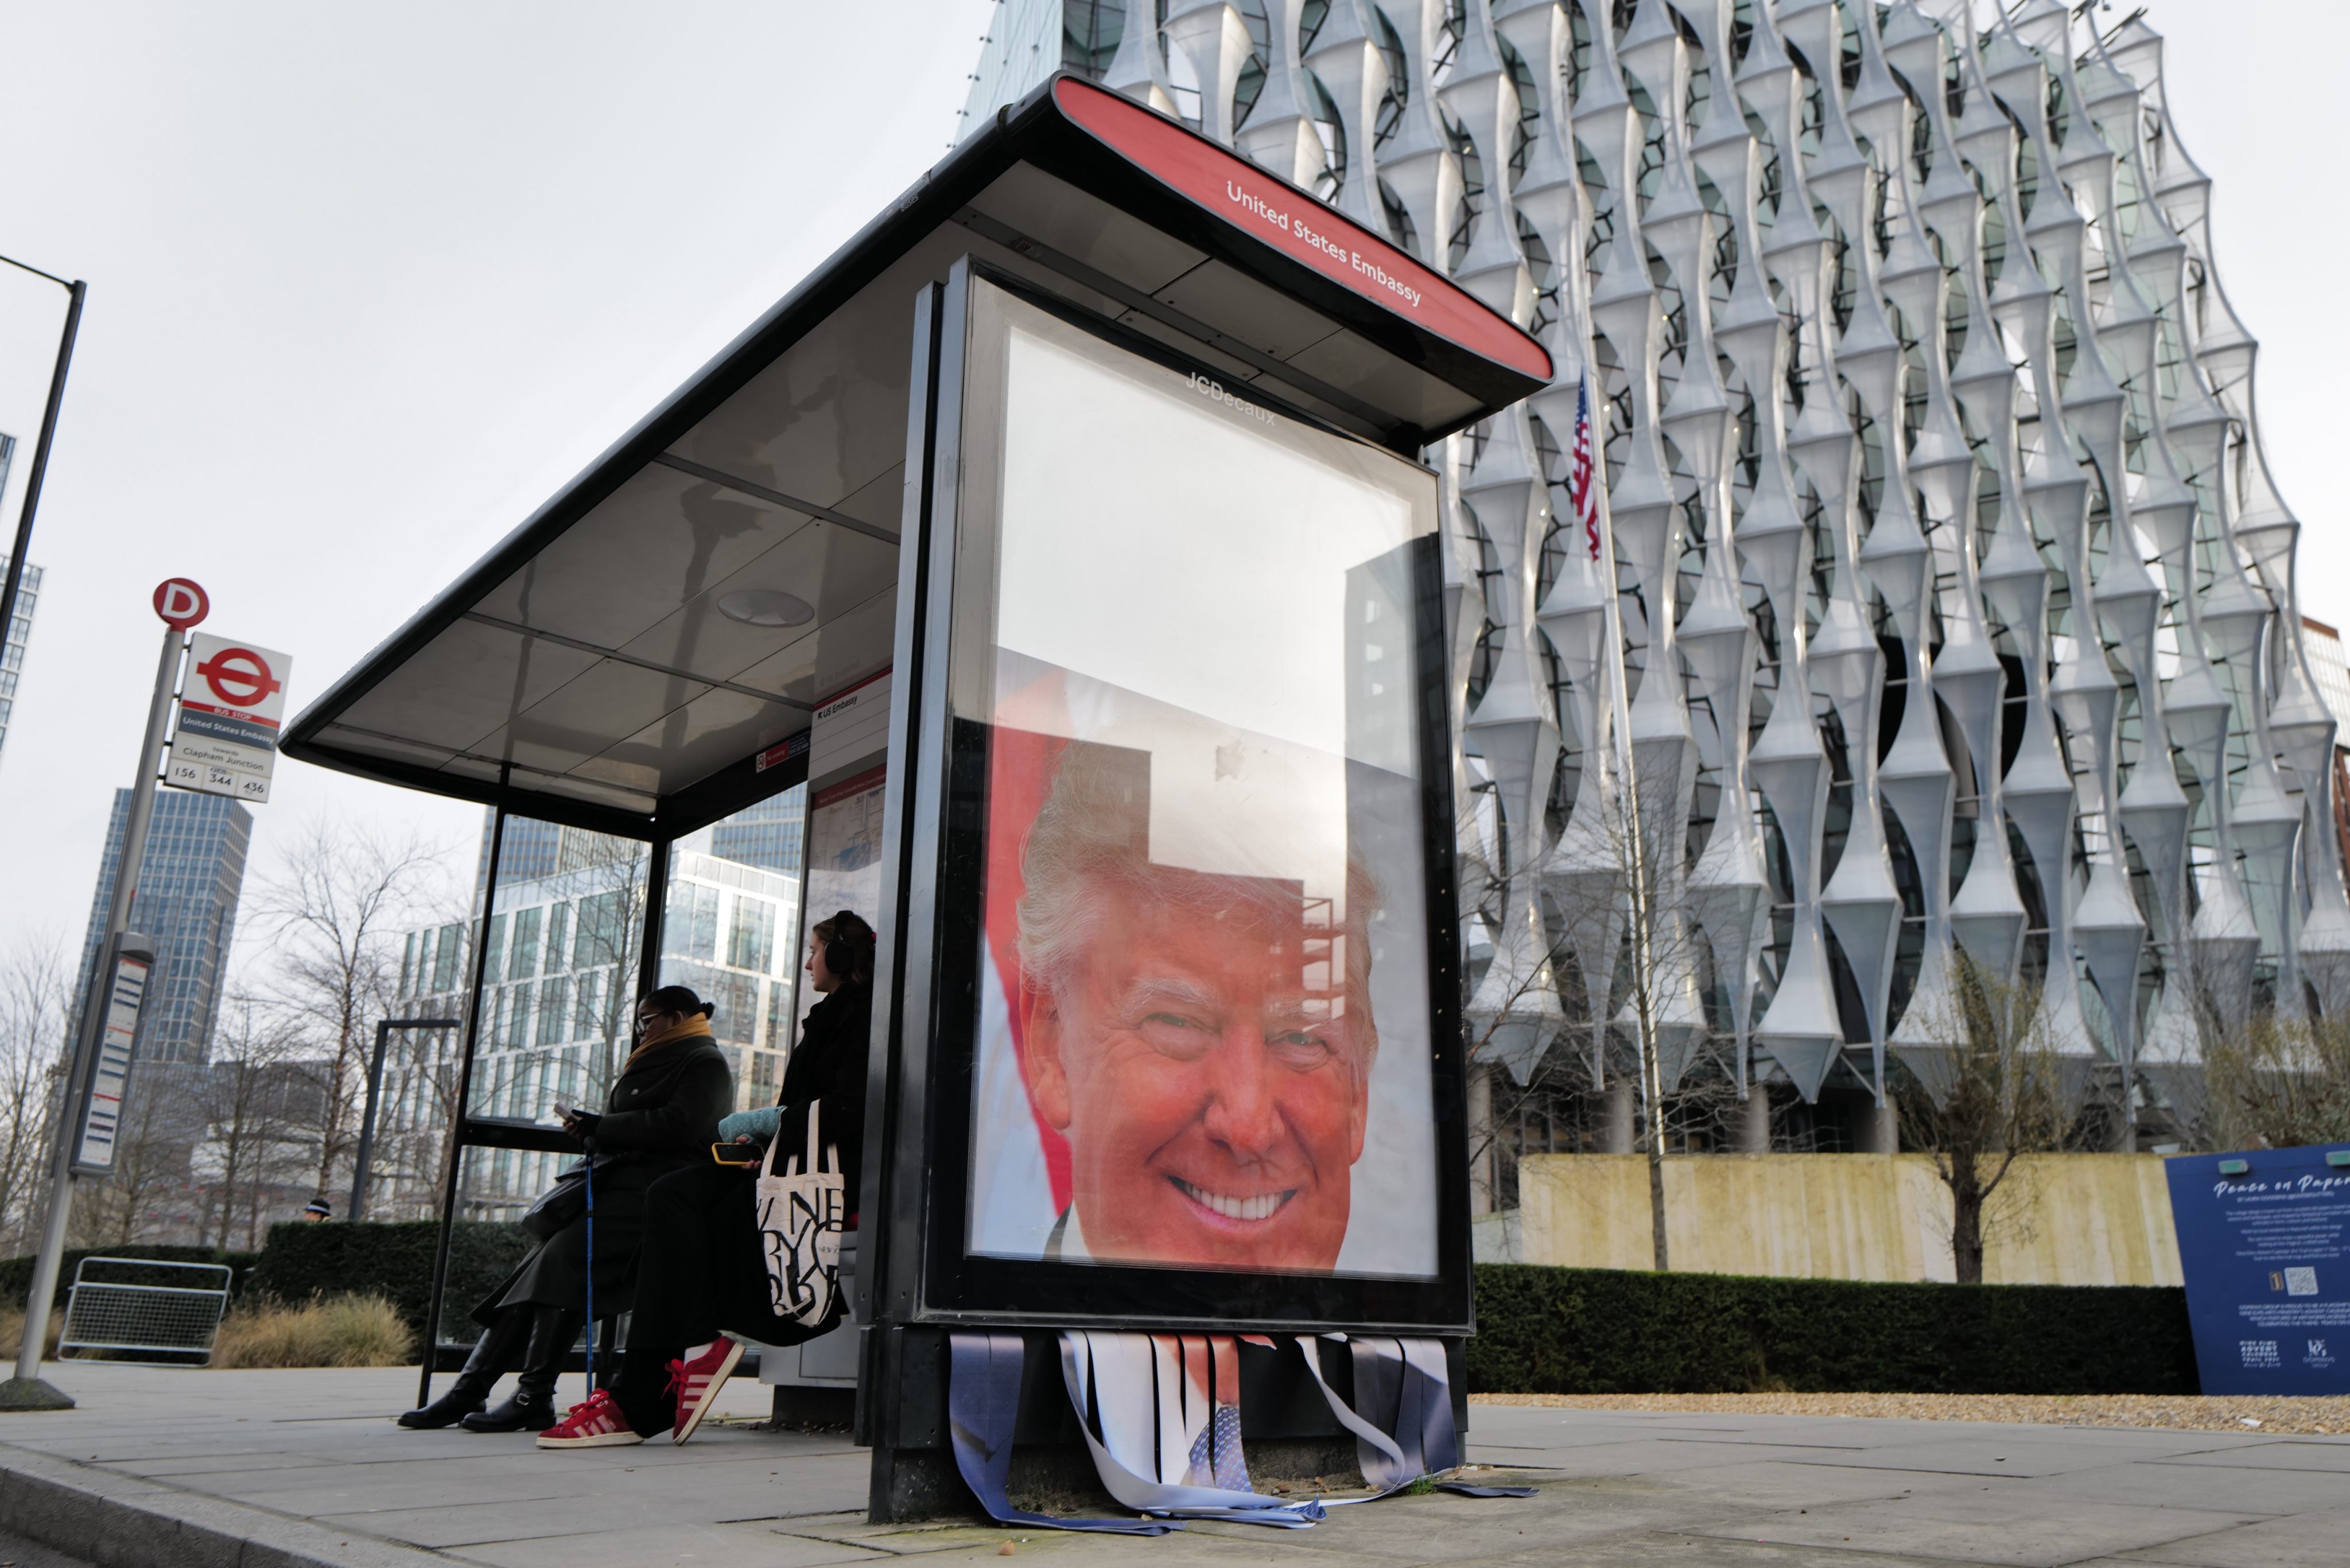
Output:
[2164, 1143, 2350, 1395]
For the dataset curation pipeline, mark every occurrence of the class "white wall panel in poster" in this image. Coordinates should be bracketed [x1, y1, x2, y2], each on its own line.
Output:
[169, 633, 293, 803]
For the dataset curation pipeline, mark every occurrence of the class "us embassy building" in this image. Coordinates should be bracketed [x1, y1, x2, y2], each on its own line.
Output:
[960, 2, 2346, 1196]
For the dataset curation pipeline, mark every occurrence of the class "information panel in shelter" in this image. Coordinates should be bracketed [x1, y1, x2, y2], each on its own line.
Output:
[2165, 1144, 2350, 1395]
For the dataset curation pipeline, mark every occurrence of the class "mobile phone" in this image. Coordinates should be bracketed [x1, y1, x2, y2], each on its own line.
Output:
[711, 1141, 763, 1165]
[553, 1103, 576, 1122]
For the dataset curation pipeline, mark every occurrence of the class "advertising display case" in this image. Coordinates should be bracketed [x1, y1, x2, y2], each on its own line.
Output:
[875, 267, 1469, 1335]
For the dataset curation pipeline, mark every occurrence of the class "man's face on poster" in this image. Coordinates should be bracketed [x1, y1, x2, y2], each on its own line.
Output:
[1024, 874, 1373, 1273]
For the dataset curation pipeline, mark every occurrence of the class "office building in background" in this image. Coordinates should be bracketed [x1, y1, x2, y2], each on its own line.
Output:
[0, 542, 38, 775]
[75, 787, 253, 1065]
[960, 3, 2347, 1177]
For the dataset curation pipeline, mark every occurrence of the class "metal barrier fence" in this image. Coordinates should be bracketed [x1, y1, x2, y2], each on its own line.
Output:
[59, 1257, 233, 1361]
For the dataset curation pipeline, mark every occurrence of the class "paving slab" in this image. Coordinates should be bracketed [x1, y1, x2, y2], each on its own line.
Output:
[2100, 1503, 2350, 1567]
[2144, 1440, 2350, 1473]
[0, 1365, 2337, 1567]
[1689, 1487, 2266, 1568]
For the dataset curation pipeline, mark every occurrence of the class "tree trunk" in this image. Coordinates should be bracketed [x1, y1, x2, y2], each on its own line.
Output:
[1647, 1139, 1669, 1272]
[1950, 1150, 1984, 1284]
[1467, 1064, 1496, 1216]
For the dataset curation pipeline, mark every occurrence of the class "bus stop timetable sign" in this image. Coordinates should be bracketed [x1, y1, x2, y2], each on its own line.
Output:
[71, 935, 154, 1177]
[168, 632, 292, 804]
[2166, 1144, 2350, 1394]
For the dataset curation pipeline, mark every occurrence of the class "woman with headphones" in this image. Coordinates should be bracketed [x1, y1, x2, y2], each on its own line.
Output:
[538, 910, 877, 1449]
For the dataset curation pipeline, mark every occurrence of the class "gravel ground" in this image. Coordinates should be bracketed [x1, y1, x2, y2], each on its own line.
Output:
[1472, 1391, 2350, 1435]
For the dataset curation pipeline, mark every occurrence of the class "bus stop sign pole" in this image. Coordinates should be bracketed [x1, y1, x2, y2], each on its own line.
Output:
[0, 583, 201, 1410]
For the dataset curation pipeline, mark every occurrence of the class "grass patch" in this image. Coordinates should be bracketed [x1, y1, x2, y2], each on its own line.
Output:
[212, 1293, 413, 1368]
[0, 1305, 62, 1359]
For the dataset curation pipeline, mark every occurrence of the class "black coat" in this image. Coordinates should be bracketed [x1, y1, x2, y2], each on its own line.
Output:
[475, 1030, 733, 1324]
[775, 981, 872, 1215]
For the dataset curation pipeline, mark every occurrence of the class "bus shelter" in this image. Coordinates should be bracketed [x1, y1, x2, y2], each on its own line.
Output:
[284, 74, 1548, 1519]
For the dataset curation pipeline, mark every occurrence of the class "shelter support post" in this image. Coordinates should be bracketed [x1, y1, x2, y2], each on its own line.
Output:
[418, 804, 506, 1409]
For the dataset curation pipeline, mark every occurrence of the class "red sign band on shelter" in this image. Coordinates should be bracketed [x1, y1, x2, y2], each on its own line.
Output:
[1051, 77, 1552, 386]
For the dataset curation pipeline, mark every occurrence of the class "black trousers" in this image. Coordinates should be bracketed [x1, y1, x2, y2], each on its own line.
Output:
[613, 1160, 830, 1430]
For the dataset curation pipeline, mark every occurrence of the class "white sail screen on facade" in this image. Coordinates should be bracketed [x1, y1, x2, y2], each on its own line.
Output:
[954, 277, 1443, 1280]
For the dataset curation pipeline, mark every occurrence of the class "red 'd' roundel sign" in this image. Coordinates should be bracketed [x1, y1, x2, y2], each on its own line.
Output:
[153, 578, 209, 632]
[195, 646, 282, 710]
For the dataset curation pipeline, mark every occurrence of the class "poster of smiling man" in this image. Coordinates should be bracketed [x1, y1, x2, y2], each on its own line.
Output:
[950, 279, 1448, 1286]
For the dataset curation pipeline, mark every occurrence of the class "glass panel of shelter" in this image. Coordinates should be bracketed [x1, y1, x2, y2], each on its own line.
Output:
[464, 819, 653, 1219]
[657, 784, 809, 1112]
[404, 787, 814, 1361]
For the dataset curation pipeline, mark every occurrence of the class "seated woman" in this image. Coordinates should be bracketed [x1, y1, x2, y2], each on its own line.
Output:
[399, 984, 733, 1434]
[537, 911, 875, 1448]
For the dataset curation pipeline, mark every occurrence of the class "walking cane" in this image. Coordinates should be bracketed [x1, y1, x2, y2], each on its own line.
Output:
[581, 1131, 596, 1409]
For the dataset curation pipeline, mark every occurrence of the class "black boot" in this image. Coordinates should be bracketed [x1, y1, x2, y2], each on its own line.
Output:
[398, 1306, 530, 1429]
[462, 1308, 581, 1433]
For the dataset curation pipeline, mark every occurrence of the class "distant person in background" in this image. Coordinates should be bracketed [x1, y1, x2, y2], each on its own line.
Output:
[397, 983, 732, 1435]
[537, 912, 875, 1448]
[302, 1198, 331, 1221]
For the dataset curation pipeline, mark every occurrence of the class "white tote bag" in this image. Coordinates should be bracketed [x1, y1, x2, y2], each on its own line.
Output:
[755, 1100, 845, 1329]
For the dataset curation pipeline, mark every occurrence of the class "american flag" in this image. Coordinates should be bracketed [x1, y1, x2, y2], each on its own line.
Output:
[1569, 372, 1601, 561]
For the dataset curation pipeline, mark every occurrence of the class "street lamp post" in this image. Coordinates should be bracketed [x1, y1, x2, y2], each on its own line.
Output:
[348, 1018, 458, 1223]
[0, 258, 85, 674]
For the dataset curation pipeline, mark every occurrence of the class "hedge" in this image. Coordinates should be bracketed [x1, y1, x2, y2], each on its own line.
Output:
[0, 1244, 258, 1309]
[244, 1220, 532, 1340]
[6, 1239, 2200, 1395]
[1468, 1263, 2198, 1395]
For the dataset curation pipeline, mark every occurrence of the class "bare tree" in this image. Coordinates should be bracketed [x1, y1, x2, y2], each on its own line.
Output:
[68, 1086, 178, 1248]
[192, 996, 314, 1247]
[2205, 1009, 2350, 1152]
[0, 933, 74, 1254]
[1464, 740, 1739, 1270]
[1894, 954, 2079, 1283]
[254, 819, 450, 1206]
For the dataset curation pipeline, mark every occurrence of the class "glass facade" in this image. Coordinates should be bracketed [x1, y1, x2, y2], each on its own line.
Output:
[0, 546, 37, 772]
[659, 784, 807, 1108]
[75, 786, 251, 1066]
[972, 5, 2350, 1177]
[379, 787, 806, 1222]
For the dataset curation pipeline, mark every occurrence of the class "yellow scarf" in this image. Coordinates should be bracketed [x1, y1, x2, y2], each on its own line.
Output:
[625, 1012, 712, 1069]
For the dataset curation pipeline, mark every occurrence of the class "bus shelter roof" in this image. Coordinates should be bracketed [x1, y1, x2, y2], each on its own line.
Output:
[281, 76, 1551, 840]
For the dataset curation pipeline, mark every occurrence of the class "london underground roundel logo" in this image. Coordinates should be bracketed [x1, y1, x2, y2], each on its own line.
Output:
[195, 646, 281, 710]
[152, 578, 209, 631]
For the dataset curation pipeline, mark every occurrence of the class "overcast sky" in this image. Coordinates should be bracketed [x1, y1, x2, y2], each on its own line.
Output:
[0, 1, 996, 966]
[0, 1, 2335, 976]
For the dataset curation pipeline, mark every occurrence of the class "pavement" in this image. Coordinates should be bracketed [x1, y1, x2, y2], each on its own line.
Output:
[0, 1363, 2339, 1566]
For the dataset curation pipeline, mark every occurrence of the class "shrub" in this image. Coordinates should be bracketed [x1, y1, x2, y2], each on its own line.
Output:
[0, 1304, 63, 1359]
[212, 1294, 414, 1368]
[245, 1221, 533, 1341]
[1469, 1264, 2198, 1396]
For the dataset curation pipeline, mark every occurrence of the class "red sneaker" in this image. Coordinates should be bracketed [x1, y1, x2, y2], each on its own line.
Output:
[668, 1335, 745, 1445]
[535, 1389, 643, 1449]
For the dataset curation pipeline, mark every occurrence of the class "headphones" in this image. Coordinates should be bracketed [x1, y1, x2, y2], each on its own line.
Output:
[823, 911, 872, 982]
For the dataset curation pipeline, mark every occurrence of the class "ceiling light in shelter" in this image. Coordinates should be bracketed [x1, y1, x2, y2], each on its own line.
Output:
[717, 589, 817, 628]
